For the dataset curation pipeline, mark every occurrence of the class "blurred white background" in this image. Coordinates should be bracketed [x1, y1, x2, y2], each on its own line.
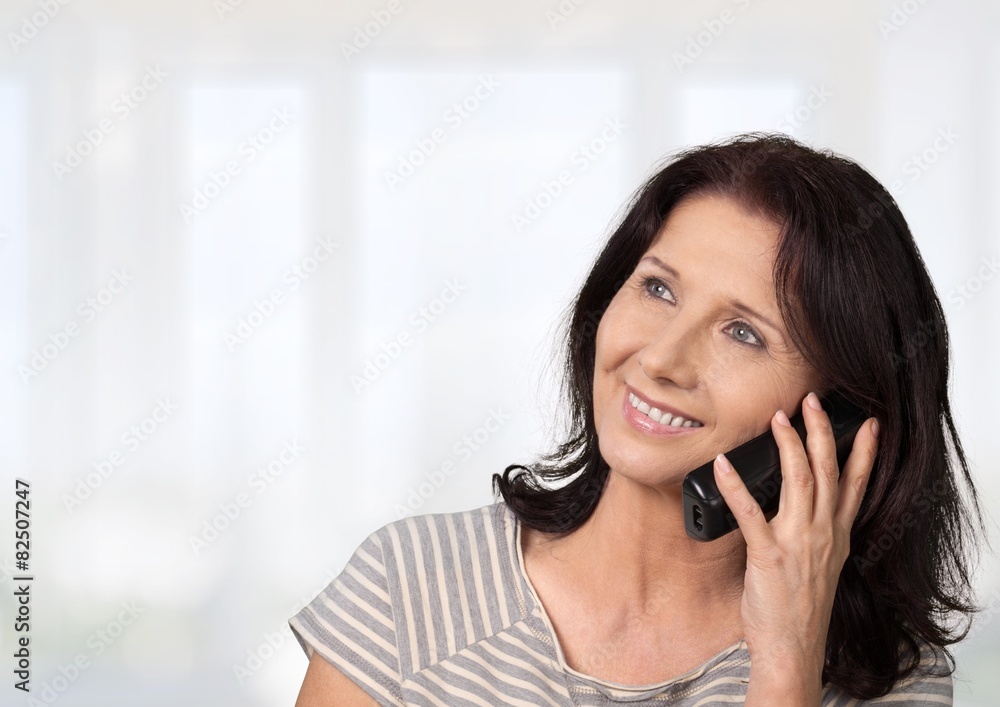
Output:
[0, 0, 998, 704]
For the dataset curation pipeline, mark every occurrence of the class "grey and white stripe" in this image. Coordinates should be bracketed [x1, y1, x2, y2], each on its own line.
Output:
[289, 501, 953, 706]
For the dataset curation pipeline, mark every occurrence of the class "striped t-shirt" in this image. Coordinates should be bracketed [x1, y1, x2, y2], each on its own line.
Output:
[289, 501, 953, 706]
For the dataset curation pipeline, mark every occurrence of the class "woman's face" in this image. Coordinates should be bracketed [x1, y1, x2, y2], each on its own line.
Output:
[593, 192, 824, 487]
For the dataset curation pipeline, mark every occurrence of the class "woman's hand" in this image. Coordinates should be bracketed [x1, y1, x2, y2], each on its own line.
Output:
[713, 391, 880, 703]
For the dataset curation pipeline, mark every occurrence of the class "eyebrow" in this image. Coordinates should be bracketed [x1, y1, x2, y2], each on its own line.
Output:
[638, 255, 786, 339]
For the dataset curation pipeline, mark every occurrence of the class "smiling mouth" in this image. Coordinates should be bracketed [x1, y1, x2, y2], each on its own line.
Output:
[627, 392, 704, 428]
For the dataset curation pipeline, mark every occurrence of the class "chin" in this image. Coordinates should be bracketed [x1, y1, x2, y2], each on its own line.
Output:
[599, 442, 690, 490]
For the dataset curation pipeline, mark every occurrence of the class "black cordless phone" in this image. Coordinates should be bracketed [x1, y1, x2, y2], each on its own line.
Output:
[682, 393, 869, 542]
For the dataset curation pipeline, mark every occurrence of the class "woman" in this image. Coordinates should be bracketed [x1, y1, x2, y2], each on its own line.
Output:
[291, 133, 986, 705]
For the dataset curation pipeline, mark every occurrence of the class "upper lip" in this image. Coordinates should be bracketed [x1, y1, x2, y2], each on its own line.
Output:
[626, 384, 702, 424]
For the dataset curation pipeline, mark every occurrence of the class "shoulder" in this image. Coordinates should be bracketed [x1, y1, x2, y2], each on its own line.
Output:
[367, 501, 529, 669]
[821, 638, 954, 705]
[901, 638, 954, 683]
[287, 501, 521, 701]
[368, 501, 520, 615]
[917, 638, 954, 674]
[891, 636, 953, 682]
[370, 501, 513, 562]
[879, 639, 954, 704]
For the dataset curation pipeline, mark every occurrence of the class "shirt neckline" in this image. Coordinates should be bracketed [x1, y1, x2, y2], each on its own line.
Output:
[504, 501, 748, 697]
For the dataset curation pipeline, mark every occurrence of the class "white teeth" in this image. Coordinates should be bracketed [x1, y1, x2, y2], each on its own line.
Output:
[628, 393, 702, 428]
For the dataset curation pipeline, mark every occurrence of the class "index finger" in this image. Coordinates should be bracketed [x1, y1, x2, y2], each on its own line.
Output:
[713, 452, 773, 550]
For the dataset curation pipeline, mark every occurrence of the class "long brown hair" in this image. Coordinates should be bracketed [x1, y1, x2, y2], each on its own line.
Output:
[492, 132, 987, 698]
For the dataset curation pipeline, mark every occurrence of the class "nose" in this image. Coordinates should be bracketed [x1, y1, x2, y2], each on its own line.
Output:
[636, 309, 705, 391]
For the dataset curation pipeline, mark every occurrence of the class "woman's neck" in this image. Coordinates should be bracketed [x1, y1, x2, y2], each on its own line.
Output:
[526, 470, 748, 619]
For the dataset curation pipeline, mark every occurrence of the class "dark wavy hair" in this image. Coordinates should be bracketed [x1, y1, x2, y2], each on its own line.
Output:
[491, 132, 988, 698]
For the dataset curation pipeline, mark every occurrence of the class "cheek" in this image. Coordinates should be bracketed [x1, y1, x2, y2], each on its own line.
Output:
[594, 301, 630, 369]
[593, 304, 633, 420]
[692, 341, 766, 393]
[596, 292, 658, 354]
[715, 365, 812, 439]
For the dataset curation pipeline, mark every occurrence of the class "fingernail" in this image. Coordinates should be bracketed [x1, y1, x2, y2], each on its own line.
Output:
[774, 409, 791, 427]
[871, 419, 880, 439]
[715, 453, 732, 474]
[806, 392, 822, 411]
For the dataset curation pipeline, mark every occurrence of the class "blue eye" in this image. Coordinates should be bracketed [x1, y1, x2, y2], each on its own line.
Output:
[727, 322, 763, 348]
[641, 276, 675, 302]
[638, 274, 766, 351]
